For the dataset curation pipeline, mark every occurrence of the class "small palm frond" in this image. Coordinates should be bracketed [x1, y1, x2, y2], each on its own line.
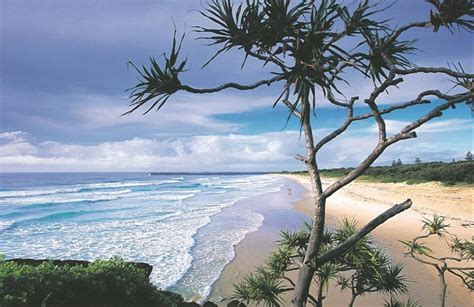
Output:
[338, 0, 389, 35]
[421, 214, 450, 237]
[400, 239, 433, 256]
[232, 280, 252, 304]
[447, 62, 474, 109]
[278, 229, 308, 252]
[265, 246, 295, 277]
[315, 263, 340, 291]
[260, 0, 310, 49]
[126, 31, 186, 115]
[465, 270, 474, 291]
[333, 218, 357, 241]
[450, 236, 474, 260]
[336, 274, 351, 291]
[334, 218, 372, 246]
[233, 268, 288, 307]
[378, 263, 408, 295]
[196, 0, 262, 67]
[448, 62, 472, 91]
[355, 29, 417, 83]
[426, 0, 474, 32]
[384, 297, 422, 307]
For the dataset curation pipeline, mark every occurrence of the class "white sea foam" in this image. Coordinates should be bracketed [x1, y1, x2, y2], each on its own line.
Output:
[0, 174, 286, 299]
[1, 189, 133, 206]
[0, 179, 181, 199]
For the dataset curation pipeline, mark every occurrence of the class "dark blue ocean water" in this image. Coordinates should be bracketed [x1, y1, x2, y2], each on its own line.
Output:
[0, 172, 285, 299]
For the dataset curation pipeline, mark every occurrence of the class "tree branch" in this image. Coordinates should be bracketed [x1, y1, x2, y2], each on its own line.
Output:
[314, 97, 358, 153]
[388, 21, 432, 44]
[395, 67, 474, 79]
[400, 93, 473, 134]
[179, 75, 284, 94]
[317, 199, 413, 266]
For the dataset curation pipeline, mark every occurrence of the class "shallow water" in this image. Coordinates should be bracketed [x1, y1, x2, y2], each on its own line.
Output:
[0, 172, 285, 298]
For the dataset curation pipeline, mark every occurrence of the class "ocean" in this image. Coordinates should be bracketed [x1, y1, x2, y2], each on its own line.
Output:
[0, 172, 286, 299]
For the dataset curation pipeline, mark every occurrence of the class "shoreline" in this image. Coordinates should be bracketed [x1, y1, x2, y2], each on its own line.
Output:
[208, 177, 308, 304]
[210, 174, 473, 306]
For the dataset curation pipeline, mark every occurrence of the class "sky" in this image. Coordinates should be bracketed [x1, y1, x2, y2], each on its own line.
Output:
[0, 0, 472, 172]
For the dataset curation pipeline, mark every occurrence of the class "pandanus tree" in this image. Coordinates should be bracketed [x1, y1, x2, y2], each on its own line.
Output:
[126, 0, 473, 305]
[400, 215, 474, 307]
[233, 219, 408, 306]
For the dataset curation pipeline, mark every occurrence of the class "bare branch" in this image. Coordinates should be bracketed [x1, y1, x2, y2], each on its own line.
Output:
[317, 200, 413, 266]
[179, 75, 284, 94]
[447, 268, 473, 289]
[323, 90, 471, 198]
[395, 66, 474, 79]
[409, 253, 440, 267]
[388, 21, 432, 44]
[314, 97, 358, 153]
[323, 130, 416, 198]
[400, 93, 473, 134]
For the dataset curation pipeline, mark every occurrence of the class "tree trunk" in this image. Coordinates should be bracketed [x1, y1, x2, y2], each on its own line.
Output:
[348, 294, 357, 307]
[439, 269, 447, 307]
[292, 100, 326, 307]
[292, 192, 326, 306]
[293, 264, 316, 307]
[316, 277, 324, 307]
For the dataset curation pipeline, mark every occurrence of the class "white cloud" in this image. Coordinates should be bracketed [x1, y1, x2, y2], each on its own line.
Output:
[1, 125, 470, 172]
[0, 131, 38, 156]
[0, 130, 302, 172]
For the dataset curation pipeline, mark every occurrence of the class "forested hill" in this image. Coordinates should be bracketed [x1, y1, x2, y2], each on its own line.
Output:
[285, 161, 474, 185]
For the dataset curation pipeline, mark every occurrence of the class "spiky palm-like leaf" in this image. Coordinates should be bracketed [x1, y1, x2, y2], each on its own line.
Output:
[232, 267, 289, 307]
[336, 274, 351, 291]
[197, 0, 311, 67]
[355, 29, 417, 83]
[315, 263, 340, 291]
[260, 0, 310, 49]
[265, 246, 295, 277]
[126, 32, 186, 115]
[278, 229, 309, 253]
[196, 0, 262, 67]
[450, 236, 474, 260]
[421, 214, 450, 237]
[378, 263, 408, 295]
[427, 0, 474, 32]
[400, 239, 433, 256]
[384, 297, 422, 307]
[465, 270, 474, 290]
[338, 0, 389, 35]
[447, 62, 474, 109]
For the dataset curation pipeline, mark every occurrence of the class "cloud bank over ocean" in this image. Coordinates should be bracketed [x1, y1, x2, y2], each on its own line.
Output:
[1, 119, 469, 172]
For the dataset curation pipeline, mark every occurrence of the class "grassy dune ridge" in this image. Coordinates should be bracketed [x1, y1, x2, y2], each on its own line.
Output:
[283, 161, 474, 185]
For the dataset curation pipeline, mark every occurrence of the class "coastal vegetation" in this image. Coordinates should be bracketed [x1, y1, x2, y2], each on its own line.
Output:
[287, 160, 474, 185]
[233, 219, 409, 307]
[0, 257, 183, 307]
[125, 0, 473, 305]
[232, 215, 473, 306]
[400, 215, 474, 307]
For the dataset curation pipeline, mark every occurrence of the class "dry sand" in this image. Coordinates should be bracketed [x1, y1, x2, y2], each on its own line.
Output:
[209, 175, 473, 306]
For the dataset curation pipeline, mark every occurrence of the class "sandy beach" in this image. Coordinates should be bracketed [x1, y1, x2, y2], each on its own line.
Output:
[210, 175, 473, 306]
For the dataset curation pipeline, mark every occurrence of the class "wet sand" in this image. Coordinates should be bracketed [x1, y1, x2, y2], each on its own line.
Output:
[209, 175, 473, 306]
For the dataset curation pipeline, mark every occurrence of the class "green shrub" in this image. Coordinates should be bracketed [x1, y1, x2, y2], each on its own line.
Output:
[0, 257, 183, 307]
[314, 161, 474, 185]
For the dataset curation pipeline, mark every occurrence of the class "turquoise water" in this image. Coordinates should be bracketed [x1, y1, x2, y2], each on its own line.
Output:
[0, 172, 285, 299]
